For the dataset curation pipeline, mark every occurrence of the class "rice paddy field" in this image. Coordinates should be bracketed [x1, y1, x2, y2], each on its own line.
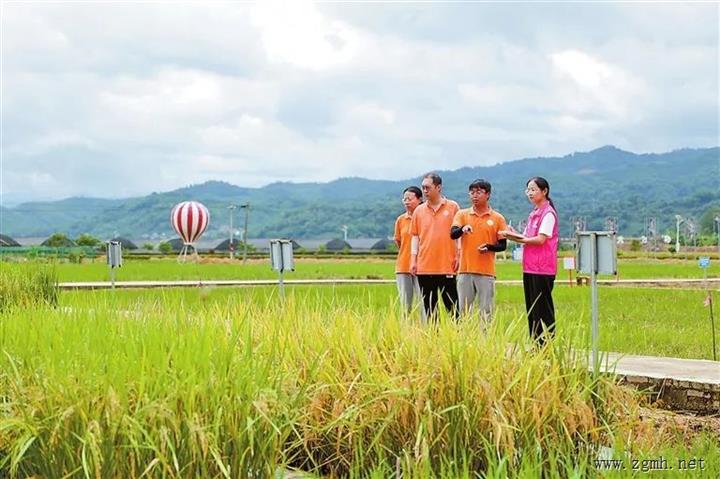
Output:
[1, 258, 718, 477]
[3, 256, 718, 283]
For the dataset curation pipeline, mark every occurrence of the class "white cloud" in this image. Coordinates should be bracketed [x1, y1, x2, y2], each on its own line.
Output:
[251, 1, 364, 70]
[549, 49, 647, 123]
[1, 3, 717, 202]
[6, 131, 96, 157]
[551, 50, 612, 88]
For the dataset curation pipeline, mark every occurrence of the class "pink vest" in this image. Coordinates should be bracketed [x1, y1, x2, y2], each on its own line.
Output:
[522, 202, 559, 275]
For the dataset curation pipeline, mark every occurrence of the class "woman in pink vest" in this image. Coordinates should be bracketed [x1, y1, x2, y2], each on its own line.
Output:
[501, 177, 559, 345]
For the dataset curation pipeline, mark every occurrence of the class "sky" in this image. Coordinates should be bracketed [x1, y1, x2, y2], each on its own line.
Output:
[1, 1, 718, 204]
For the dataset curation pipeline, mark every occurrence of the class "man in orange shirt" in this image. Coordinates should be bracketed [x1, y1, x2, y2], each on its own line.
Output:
[410, 173, 460, 322]
[394, 186, 423, 315]
[451, 179, 507, 322]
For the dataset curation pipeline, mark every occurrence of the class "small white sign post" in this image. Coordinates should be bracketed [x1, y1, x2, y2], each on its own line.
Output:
[106, 241, 122, 289]
[576, 231, 617, 375]
[563, 257, 575, 287]
[699, 256, 710, 281]
[269, 239, 295, 300]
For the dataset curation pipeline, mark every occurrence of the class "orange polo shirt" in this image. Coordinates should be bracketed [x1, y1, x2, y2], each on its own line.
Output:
[410, 198, 460, 275]
[452, 207, 507, 276]
[394, 212, 413, 273]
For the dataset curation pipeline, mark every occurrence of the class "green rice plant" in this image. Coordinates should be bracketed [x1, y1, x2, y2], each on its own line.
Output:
[0, 302, 299, 478]
[0, 264, 58, 311]
[4, 290, 711, 478]
[63, 283, 717, 360]
[276, 307, 628, 477]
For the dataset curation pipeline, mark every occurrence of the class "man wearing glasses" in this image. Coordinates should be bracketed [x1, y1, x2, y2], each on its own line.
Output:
[450, 179, 507, 324]
[410, 172, 460, 322]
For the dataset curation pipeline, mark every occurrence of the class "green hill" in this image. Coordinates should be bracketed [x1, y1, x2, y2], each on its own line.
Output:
[2, 146, 718, 239]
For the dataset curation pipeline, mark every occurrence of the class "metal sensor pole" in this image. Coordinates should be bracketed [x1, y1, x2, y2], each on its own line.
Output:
[241, 203, 250, 264]
[675, 215, 683, 254]
[227, 204, 237, 260]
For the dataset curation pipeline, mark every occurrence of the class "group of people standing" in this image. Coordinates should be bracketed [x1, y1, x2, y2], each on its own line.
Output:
[393, 173, 559, 345]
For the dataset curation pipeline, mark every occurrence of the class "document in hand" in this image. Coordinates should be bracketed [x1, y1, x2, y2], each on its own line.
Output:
[499, 230, 526, 241]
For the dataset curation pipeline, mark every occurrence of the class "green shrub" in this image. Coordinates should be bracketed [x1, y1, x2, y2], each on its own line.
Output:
[158, 242, 173, 255]
[44, 233, 75, 247]
[67, 250, 86, 264]
[75, 233, 101, 247]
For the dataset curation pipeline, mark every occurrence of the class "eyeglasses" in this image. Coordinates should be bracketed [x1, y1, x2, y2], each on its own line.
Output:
[421, 185, 434, 190]
[525, 187, 540, 193]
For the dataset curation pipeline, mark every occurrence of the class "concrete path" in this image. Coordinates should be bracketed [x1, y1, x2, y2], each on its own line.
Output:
[603, 352, 719, 384]
[60, 278, 401, 289]
[58, 277, 720, 290]
[600, 352, 719, 413]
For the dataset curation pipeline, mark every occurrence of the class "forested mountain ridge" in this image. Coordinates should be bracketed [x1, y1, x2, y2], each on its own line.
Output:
[2, 146, 718, 239]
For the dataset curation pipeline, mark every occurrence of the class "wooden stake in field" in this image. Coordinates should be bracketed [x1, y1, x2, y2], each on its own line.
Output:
[563, 257, 575, 287]
[706, 292, 716, 361]
[699, 256, 716, 361]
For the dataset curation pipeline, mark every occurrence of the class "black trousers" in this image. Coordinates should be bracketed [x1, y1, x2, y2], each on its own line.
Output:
[523, 273, 556, 345]
[417, 274, 458, 321]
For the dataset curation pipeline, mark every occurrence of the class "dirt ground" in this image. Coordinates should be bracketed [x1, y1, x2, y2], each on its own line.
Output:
[639, 407, 720, 442]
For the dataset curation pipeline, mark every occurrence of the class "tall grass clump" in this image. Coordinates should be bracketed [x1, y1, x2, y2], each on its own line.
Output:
[0, 290, 713, 477]
[0, 263, 58, 311]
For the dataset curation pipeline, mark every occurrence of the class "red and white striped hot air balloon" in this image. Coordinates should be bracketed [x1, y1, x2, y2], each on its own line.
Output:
[170, 201, 210, 247]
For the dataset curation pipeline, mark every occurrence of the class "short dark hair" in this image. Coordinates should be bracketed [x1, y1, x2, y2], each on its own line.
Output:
[468, 178, 491, 193]
[422, 172, 442, 186]
[403, 186, 422, 200]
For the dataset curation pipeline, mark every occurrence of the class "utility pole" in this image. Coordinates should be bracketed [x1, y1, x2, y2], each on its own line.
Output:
[675, 215, 684, 254]
[572, 216, 586, 235]
[240, 203, 250, 264]
[684, 217, 697, 247]
[517, 219, 527, 234]
[227, 204, 237, 259]
[715, 216, 720, 255]
[646, 217, 657, 253]
[341, 225, 348, 242]
[605, 216, 618, 233]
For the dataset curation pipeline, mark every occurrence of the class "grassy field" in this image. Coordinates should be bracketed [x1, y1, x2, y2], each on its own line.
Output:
[2, 256, 718, 282]
[1, 262, 718, 477]
[1, 287, 718, 477]
[60, 283, 718, 361]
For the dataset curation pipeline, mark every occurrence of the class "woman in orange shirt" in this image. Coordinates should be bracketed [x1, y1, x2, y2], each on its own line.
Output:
[394, 186, 422, 315]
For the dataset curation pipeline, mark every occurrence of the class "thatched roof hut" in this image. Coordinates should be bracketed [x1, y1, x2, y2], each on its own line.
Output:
[370, 238, 396, 251]
[325, 238, 352, 251]
[41, 235, 77, 247]
[0, 234, 20, 247]
[110, 237, 138, 250]
[163, 238, 185, 253]
[214, 238, 238, 251]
